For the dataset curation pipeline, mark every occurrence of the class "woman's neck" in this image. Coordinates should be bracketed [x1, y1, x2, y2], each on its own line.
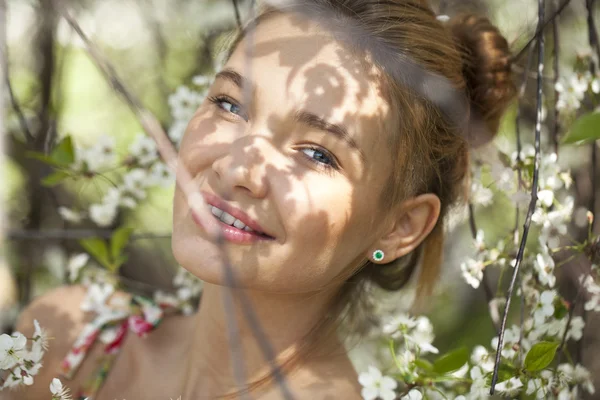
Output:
[179, 282, 341, 398]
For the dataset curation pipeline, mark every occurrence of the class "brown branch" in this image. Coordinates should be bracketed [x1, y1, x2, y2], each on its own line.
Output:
[552, 0, 560, 154]
[512, 0, 571, 62]
[491, 0, 546, 393]
[6, 229, 171, 241]
[468, 204, 499, 331]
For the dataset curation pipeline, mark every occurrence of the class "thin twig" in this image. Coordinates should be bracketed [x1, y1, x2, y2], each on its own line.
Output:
[490, 0, 545, 393]
[514, 36, 536, 362]
[512, 0, 570, 62]
[232, 0, 243, 29]
[587, 0, 599, 234]
[557, 272, 589, 365]
[6, 229, 171, 240]
[552, 0, 560, 154]
[467, 204, 499, 331]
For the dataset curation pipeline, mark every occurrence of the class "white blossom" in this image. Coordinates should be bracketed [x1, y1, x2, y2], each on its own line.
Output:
[80, 283, 115, 313]
[50, 378, 72, 400]
[75, 135, 117, 172]
[89, 201, 118, 227]
[68, 253, 90, 282]
[58, 207, 83, 223]
[128, 134, 158, 166]
[533, 290, 556, 325]
[358, 366, 397, 400]
[401, 389, 422, 400]
[534, 251, 556, 288]
[148, 162, 175, 187]
[494, 377, 523, 396]
[0, 333, 27, 369]
[461, 258, 484, 289]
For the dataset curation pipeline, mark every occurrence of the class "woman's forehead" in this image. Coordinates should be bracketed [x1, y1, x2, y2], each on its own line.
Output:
[225, 12, 391, 148]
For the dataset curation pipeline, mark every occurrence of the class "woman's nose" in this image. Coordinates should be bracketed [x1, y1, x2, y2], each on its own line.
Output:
[211, 135, 271, 199]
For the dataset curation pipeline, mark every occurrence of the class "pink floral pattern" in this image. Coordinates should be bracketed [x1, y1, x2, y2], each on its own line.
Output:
[60, 295, 172, 400]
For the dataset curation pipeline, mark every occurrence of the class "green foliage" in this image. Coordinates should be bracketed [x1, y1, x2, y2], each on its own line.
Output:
[41, 170, 71, 187]
[432, 347, 469, 374]
[524, 342, 559, 372]
[562, 112, 600, 145]
[78, 226, 133, 273]
[110, 226, 133, 261]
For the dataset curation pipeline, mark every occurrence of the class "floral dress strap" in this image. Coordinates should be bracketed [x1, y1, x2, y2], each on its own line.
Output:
[60, 295, 166, 400]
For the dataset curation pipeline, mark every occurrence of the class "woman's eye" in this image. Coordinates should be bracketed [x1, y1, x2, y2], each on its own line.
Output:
[220, 100, 242, 115]
[209, 96, 248, 120]
[301, 147, 338, 169]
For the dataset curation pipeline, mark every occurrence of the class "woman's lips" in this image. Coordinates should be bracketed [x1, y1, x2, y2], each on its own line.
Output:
[189, 191, 275, 244]
[191, 210, 274, 244]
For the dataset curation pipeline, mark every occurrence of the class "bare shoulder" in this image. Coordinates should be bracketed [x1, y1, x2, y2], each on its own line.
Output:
[1, 285, 90, 400]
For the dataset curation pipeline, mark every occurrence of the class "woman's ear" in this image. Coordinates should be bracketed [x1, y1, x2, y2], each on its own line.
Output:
[370, 194, 441, 263]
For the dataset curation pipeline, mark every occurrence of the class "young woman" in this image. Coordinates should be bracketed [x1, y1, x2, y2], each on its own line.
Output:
[6, 1, 515, 399]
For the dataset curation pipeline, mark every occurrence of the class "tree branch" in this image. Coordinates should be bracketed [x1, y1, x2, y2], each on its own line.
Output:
[6, 229, 171, 241]
[468, 204, 499, 331]
[491, 0, 545, 393]
[512, 0, 570, 63]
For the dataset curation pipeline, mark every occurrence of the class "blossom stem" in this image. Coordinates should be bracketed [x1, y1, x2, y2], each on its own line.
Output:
[468, 204, 498, 331]
[490, 0, 546, 394]
[551, 0, 560, 155]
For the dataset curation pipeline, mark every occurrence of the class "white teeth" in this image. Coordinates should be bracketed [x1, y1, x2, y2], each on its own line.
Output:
[211, 206, 223, 218]
[233, 219, 246, 229]
[219, 211, 236, 225]
[210, 205, 258, 233]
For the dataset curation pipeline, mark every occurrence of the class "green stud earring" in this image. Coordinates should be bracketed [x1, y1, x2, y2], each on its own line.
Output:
[372, 250, 384, 262]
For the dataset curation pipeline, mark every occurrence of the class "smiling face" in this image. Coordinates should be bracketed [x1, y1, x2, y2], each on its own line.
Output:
[171, 11, 396, 294]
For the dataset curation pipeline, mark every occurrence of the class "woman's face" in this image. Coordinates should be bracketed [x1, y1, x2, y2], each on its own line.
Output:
[172, 12, 395, 294]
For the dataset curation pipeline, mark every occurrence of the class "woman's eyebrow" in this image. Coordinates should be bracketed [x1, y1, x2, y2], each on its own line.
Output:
[214, 68, 255, 94]
[294, 110, 365, 162]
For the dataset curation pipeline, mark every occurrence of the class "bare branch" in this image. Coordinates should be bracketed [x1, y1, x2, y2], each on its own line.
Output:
[512, 0, 570, 63]
[490, 0, 546, 393]
[6, 229, 171, 241]
[467, 204, 499, 331]
[552, 0, 561, 154]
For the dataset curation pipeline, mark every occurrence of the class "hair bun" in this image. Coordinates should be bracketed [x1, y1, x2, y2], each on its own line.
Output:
[448, 14, 516, 146]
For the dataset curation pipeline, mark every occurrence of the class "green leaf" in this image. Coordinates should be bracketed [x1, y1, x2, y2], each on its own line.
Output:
[79, 238, 111, 269]
[562, 112, 600, 145]
[109, 255, 128, 274]
[486, 363, 516, 385]
[50, 136, 75, 166]
[26, 151, 66, 167]
[524, 341, 559, 372]
[414, 359, 434, 372]
[433, 347, 469, 374]
[110, 226, 133, 260]
[41, 170, 70, 187]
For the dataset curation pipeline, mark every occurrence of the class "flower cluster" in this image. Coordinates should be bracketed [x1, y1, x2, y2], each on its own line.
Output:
[167, 75, 212, 146]
[555, 71, 600, 113]
[57, 132, 175, 227]
[0, 320, 47, 390]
